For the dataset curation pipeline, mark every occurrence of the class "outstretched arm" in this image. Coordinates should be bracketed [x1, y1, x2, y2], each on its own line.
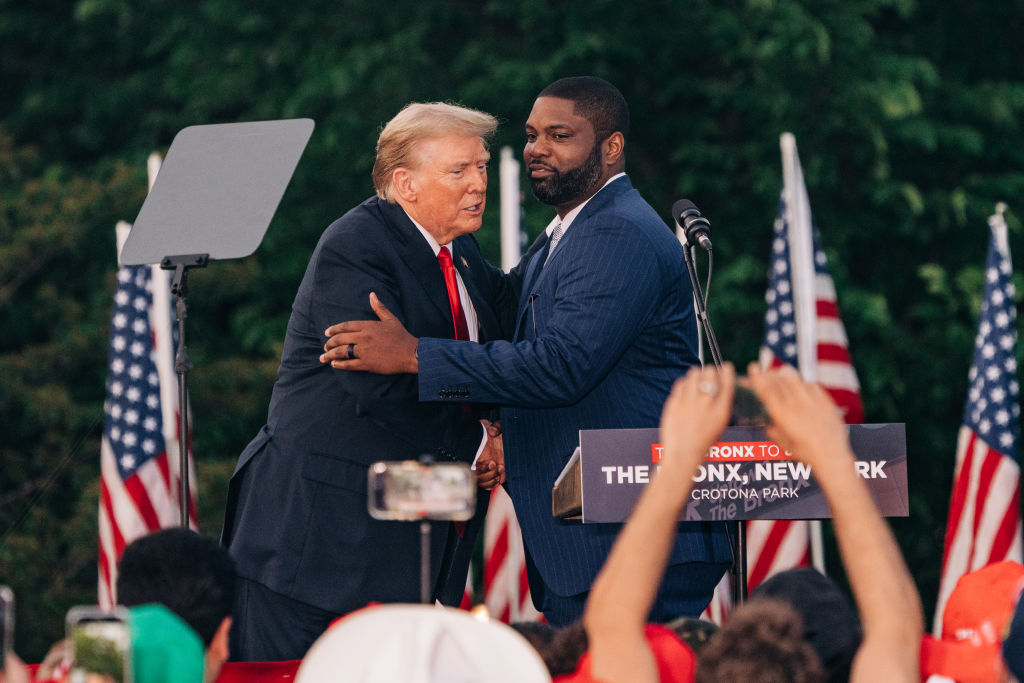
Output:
[584, 364, 736, 683]
[747, 363, 923, 683]
[323, 219, 682, 409]
[321, 292, 419, 374]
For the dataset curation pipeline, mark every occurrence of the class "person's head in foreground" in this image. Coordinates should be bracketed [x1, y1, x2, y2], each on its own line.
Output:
[753, 567, 862, 682]
[295, 604, 551, 683]
[695, 597, 825, 683]
[117, 528, 235, 682]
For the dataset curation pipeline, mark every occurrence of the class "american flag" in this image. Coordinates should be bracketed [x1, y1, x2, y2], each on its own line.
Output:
[932, 207, 1022, 633]
[484, 487, 541, 623]
[748, 133, 863, 594]
[98, 221, 197, 608]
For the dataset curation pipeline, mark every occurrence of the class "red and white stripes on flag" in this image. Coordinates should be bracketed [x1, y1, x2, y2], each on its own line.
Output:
[98, 155, 197, 608]
[484, 487, 541, 623]
[749, 133, 863, 593]
[932, 206, 1022, 633]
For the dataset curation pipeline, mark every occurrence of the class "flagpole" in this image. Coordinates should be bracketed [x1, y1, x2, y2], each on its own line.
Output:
[781, 133, 827, 573]
[932, 202, 1023, 632]
[499, 147, 522, 272]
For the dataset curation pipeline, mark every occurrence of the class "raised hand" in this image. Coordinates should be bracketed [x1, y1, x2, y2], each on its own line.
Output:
[657, 362, 736, 485]
[746, 362, 851, 469]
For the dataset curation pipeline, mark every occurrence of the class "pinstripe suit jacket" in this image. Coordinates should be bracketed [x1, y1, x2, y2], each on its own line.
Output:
[418, 176, 732, 597]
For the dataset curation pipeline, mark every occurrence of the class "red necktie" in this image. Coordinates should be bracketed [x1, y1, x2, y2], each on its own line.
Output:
[437, 246, 470, 341]
[438, 246, 471, 538]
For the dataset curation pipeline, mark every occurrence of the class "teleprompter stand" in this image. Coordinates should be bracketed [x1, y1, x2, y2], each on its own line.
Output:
[162, 254, 208, 526]
[120, 119, 315, 526]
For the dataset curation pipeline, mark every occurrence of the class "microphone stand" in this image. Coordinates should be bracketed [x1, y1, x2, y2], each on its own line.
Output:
[682, 245, 723, 367]
[681, 243, 747, 606]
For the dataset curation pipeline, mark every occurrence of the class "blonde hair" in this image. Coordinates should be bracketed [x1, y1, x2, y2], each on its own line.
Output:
[372, 102, 498, 202]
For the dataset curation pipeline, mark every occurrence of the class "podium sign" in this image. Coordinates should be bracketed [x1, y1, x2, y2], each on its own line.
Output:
[560, 424, 907, 523]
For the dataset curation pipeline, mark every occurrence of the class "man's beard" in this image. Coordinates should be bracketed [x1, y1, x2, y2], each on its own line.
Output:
[529, 143, 604, 207]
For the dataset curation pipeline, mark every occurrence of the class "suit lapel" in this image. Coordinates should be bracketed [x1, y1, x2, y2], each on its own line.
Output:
[517, 231, 550, 319]
[522, 233, 550, 294]
[377, 199, 453, 328]
[513, 177, 635, 338]
[541, 175, 632, 273]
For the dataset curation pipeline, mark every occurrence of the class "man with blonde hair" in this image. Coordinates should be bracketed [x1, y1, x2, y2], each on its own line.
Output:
[222, 101, 514, 661]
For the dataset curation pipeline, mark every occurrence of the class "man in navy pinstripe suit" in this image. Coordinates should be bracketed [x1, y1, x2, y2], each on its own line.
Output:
[324, 77, 732, 626]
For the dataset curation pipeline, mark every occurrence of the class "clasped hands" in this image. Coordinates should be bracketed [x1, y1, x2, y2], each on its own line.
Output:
[475, 419, 505, 491]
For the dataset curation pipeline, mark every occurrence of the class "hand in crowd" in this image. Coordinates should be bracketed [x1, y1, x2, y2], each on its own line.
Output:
[583, 363, 735, 683]
[33, 639, 69, 682]
[1, 653, 29, 683]
[747, 362, 923, 683]
[746, 362, 852, 470]
[657, 362, 735, 486]
[321, 293, 418, 374]
[475, 419, 505, 490]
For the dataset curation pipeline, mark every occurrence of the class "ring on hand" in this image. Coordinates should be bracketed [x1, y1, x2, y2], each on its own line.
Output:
[347, 343, 356, 360]
[698, 381, 718, 396]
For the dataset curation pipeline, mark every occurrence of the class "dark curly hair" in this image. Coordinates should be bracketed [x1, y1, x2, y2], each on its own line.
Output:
[512, 619, 589, 677]
[696, 598, 825, 683]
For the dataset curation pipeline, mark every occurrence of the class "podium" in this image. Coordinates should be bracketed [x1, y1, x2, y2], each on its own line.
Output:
[553, 424, 908, 522]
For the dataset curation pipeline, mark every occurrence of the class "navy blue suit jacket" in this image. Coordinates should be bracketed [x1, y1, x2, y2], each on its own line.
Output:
[418, 176, 732, 597]
[223, 196, 515, 613]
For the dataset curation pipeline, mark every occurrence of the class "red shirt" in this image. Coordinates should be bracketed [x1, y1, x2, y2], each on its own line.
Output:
[555, 624, 696, 683]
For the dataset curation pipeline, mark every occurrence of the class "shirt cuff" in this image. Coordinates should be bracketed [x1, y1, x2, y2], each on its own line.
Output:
[470, 422, 488, 470]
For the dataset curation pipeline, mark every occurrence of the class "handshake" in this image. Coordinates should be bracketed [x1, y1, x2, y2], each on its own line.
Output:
[474, 419, 505, 491]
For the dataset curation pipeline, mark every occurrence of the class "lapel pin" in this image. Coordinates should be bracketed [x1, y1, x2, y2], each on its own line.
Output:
[461, 256, 469, 268]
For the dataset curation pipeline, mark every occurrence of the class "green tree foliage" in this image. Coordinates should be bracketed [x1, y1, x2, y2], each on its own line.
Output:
[1, 0, 1022, 660]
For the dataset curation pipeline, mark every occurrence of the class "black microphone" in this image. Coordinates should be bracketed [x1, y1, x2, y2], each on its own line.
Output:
[672, 199, 712, 251]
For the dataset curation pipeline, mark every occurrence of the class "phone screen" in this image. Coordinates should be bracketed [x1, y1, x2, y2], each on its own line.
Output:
[368, 461, 475, 521]
[66, 606, 131, 683]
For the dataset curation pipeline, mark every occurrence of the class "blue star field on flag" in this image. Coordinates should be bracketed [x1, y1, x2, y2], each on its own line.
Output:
[762, 197, 829, 369]
[104, 265, 167, 480]
[964, 235, 1020, 459]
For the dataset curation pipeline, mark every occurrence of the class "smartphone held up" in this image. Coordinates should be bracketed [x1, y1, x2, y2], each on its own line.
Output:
[66, 606, 132, 683]
[368, 460, 475, 521]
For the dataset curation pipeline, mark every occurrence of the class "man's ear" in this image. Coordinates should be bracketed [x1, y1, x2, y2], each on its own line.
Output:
[603, 132, 625, 165]
[393, 168, 418, 203]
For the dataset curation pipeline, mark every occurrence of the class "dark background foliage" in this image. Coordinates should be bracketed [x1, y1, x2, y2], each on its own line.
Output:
[1, 0, 1022, 660]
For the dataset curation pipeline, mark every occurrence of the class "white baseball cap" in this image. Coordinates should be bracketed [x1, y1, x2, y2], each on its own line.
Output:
[295, 604, 552, 683]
